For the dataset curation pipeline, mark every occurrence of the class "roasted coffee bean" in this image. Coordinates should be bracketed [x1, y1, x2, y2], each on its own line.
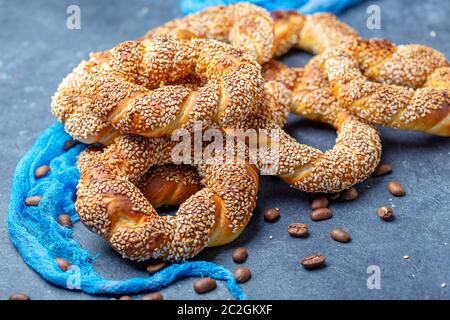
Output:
[310, 208, 332, 221]
[55, 257, 71, 271]
[234, 267, 252, 283]
[34, 165, 50, 178]
[193, 278, 217, 294]
[373, 163, 392, 176]
[146, 260, 166, 274]
[25, 196, 42, 206]
[330, 229, 351, 243]
[232, 247, 248, 263]
[141, 293, 163, 300]
[387, 180, 405, 197]
[264, 208, 280, 222]
[311, 197, 329, 210]
[377, 206, 394, 221]
[340, 187, 358, 201]
[9, 293, 30, 300]
[287, 223, 309, 237]
[328, 193, 340, 200]
[63, 139, 78, 151]
[57, 214, 73, 227]
[119, 295, 133, 300]
[300, 254, 326, 269]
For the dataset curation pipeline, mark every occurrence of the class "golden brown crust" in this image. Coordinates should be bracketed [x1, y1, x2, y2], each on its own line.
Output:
[52, 36, 264, 144]
[144, 2, 274, 64]
[323, 38, 450, 136]
[76, 135, 259, 261]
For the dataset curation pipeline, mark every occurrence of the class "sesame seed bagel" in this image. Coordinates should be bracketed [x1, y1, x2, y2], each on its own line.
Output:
[76, 134, 259, 261]
[52, 35, 264, 144]
[228, 75, 381, 193]
[323, 38, 450, 136]
[144, 2, 274, 64]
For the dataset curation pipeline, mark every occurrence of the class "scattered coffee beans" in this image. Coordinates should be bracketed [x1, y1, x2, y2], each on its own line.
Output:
[311, 197, 329, 210]
[119, 295, 133, 300]
[55, 257, 71, 271]
[193, 278, 217, 294]
[264, 208, 280, 222]
[310, 208, 332, 221]
[377, 206, 394, 221]
[146, 260, 166, 274]
[57, 214, 73, 227]
[340, 187, 358, 201]
[141, 293, 163, 300]
[373, 163, 392, 176]
[34, 165, 50, 178]
[328, 193, 340, 200]
[330, 229, 351, 243]
[234, 267, 252, 283]
[387, 180, 405, 197]
[287, 223, 309, 237]
[25, 195, 42, 206]
[232, 247, 248, 263]
[9, 293, 30, 300]
[63, 139, 78, 151]
[300, 254, 326, 269]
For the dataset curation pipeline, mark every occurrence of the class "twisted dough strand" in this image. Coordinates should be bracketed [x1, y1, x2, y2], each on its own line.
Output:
[52, 36, 264, 144]
[144, 2, 274, 64]
[323, 38, 450, 136]
[77, 135, 258, 261]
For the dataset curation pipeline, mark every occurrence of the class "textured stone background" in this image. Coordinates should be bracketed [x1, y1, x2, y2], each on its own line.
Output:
[0, 0, 449, 300]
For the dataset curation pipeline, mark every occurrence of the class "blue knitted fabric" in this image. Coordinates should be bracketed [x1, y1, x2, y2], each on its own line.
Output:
[8, 0, 364, 299]
[180, 0, 365, 15]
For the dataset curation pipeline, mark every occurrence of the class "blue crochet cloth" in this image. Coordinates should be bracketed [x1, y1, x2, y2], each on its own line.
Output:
[180, 0, 365, 15]
[8, 0, 364, 299]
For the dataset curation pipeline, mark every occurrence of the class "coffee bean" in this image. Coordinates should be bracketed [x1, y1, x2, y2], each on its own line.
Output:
[310, 208, 332, 221]
[9, 293, 30, 300]
[63, 139, 78, 151]
[55, 258, 71, 271]
[387, 180, 405, 197]
[287, 223, 309, 237]
[264, 208, 280, 222]
[57, 214, 73, 227]
[193, 278, 217, 294]
[232, 247, 248, 263]
[373, 163, 392, 176]
[340, 187, 358, 201]
[328, 193, 340, 200]
[119, 295, 133, 300]
[330, 229, 351, 243]
[141, 293, 163, 300]
[311, 197, 329, 210]
[234, 267, 252, 283]
[146, 260, 166, 274]
[34, 165, 50, 178]
[377, 206, 394, 221]
[25, 196, 42, 206]
[300, 254, 326, 269]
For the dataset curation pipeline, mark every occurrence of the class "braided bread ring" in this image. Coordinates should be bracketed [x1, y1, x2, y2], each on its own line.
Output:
[322, 38, 450, 136]
[52, 35, 264, 144]
[77, 135, 259, 261]
[79, 147, 202, 208]
[144, 2, 274, 64]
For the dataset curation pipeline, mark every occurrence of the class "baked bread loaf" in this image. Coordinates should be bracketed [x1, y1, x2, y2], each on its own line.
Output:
[76, 135, 259, 261]
[52, 35, 264, 144]
[144, 2, 274, 64]
[322, 38, 450, 136]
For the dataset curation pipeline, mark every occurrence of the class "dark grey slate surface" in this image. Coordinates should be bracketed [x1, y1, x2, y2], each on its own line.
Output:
[0, 0, 449, 300]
